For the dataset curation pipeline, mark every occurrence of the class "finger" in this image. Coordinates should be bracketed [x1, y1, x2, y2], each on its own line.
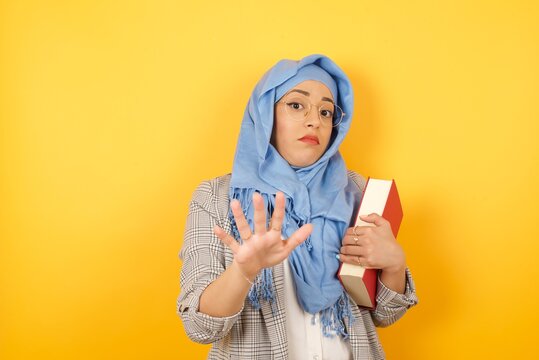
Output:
[337, 253, 372, 268]
[340, 245, 366, 257]
[359, 213, 388, 227]
[285, 223, 313, 252]
[213, 225, 240, 254]
[230, 199, 253, 240]
[252, 192, 267, 236]
[345, 226, 370, 236]
[269, 191, 285, 231]
[343, 233, 367, 246]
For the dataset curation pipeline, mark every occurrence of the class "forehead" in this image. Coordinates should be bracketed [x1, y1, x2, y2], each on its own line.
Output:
[289, 80, 333, 99]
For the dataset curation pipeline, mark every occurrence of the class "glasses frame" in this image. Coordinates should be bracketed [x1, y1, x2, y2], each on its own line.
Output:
[277, 93, 345, 128]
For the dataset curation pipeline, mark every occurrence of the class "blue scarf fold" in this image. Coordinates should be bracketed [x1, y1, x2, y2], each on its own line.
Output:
[229, 54, 362, 339]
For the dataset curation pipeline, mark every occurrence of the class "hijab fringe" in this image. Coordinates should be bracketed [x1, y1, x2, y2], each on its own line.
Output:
[318, 291, 355, 339]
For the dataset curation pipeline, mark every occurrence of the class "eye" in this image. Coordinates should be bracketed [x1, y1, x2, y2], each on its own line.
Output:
[286, 102, 303, 111]
[320, 109, 334, 118]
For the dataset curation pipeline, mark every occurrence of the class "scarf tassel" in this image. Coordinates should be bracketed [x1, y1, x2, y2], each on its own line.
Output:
[318, 291, 355, 339]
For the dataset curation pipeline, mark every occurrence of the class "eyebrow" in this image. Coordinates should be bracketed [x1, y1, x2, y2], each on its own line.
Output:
[288, 89, 334, 104]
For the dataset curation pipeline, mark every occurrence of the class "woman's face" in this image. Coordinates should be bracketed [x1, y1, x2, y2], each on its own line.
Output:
[271, 80, 334, 167]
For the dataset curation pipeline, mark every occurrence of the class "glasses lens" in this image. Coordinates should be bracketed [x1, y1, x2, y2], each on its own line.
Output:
[319, 103, 340, 127]
[331, 104, 344, 127]
[282, 95, 310, 121]
[282, 94, 344, 127]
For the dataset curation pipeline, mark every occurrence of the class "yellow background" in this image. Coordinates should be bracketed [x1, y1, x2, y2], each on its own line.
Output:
[1, 0, 538, 359]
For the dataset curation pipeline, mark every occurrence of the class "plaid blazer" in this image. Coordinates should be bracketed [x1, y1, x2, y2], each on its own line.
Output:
[177, 171, 419, 360]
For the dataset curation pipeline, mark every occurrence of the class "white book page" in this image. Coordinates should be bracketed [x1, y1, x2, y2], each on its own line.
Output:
[354, 179, 392, 226]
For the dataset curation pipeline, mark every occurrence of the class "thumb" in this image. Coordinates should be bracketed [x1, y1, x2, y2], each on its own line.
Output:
[359, 213, 384, 226]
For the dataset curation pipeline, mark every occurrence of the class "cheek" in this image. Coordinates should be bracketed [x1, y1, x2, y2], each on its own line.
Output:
[320, 128, 333, 149]
[272, 110, 293, 147]
[275, 124, 294, 152]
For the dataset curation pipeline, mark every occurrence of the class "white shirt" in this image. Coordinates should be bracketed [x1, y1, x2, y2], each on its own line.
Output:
[283, 259, 353, 360]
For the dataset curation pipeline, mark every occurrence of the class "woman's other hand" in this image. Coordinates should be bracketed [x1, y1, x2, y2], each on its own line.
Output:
[213, 191, 313, 281]
[338, 213, 406, 273]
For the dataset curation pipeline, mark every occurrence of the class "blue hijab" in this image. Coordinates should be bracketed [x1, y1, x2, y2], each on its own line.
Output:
[229, 54, 362, 339]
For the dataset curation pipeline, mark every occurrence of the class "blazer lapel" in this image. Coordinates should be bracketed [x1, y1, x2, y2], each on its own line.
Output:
[260, 261, 289, 359]
[348, 301, 372, 359]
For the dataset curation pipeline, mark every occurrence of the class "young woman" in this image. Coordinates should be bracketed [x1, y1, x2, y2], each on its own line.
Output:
[177, 54, 419, 359]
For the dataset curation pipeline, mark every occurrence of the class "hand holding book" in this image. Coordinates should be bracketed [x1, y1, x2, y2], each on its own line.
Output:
[336, 178, 406, 308]
[338, 213, 406, 273]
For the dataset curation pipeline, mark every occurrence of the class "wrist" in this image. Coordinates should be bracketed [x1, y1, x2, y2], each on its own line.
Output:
[233, 259, 261, 283]
[383, 247, 406, 274]
[383, 262, 406, 274]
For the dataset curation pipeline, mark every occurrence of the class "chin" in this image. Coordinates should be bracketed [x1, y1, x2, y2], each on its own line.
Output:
[279, 148, 325, 168]
[289, 156, 320, 168]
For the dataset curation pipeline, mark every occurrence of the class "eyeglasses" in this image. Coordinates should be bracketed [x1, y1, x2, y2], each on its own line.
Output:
[277, 93, 345, 127]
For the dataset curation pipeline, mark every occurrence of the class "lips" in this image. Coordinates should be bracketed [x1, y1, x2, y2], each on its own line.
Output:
[298, 135, 320, 145]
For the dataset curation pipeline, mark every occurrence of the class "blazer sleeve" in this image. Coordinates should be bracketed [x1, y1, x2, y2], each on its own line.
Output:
[370, 267, 419, 327]
[176, 179, 243, 344]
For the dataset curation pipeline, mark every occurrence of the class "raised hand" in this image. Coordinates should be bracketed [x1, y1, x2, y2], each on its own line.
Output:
[213, 191, 313, 281]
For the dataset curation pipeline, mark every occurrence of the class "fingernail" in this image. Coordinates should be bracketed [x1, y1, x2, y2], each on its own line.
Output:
[335, 254, 340, 260]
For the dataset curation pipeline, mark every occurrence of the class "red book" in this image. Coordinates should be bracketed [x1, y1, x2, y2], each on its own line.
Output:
[337, 177, 403, 309]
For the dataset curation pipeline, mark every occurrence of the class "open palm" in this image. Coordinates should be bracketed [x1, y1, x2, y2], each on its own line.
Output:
[213, 191, 313, 279]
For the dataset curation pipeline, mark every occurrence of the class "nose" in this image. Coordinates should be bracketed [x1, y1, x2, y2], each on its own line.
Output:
[304, 106, 321, 128]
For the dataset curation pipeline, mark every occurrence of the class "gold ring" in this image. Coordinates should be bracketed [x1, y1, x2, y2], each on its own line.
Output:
[356, 256, 362, 267]
[269, 220, 281, 232]
[353, 225, 361, 237]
